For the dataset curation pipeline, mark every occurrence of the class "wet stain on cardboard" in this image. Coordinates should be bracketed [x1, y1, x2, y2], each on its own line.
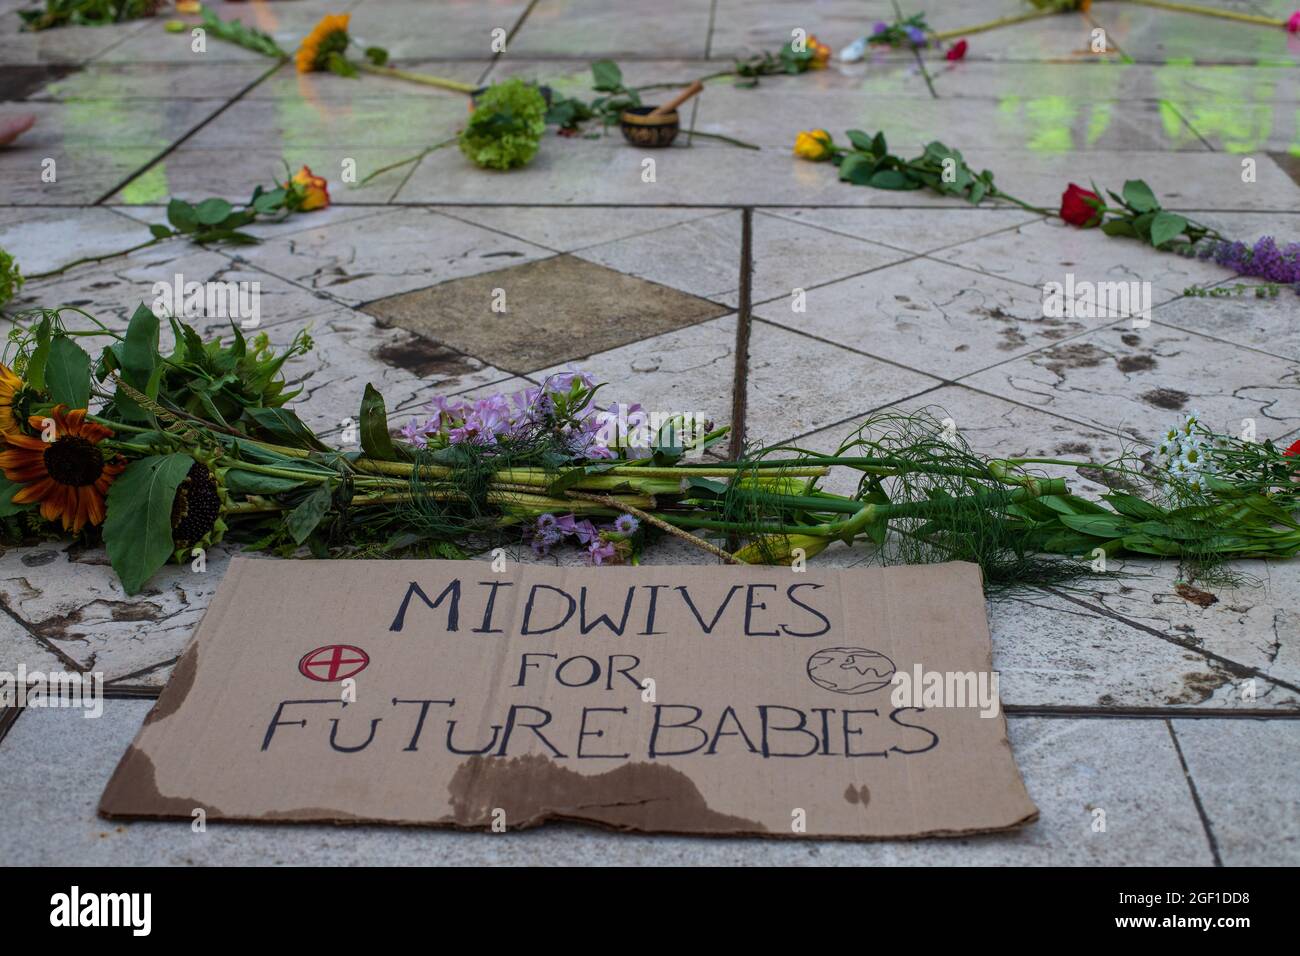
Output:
[99, 746, 218, 820]
[144, 643, 199, 725]
[843, 784, 870, 807]
[446, 754, 768, 834]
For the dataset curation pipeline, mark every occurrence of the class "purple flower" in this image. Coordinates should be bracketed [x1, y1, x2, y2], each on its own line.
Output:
[872, 21, 888, 34]
[1199, 235, 1300, 286]
[399, 418, 428, 448]
[587, 539, 618, 566]
[905, 25, 927, 47]
[614, 514, 639, 534]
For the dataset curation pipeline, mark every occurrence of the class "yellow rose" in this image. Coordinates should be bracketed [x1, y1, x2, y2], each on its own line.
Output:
[288, 165, 331, 211]
[793, 129, 834, 161]
[808, 35, 832, 69]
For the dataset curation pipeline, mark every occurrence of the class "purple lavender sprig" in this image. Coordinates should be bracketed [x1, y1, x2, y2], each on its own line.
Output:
[1196, 236, 1300, 290]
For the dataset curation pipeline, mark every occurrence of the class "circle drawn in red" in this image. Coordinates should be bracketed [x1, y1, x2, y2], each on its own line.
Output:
[299, 644, 369, 682]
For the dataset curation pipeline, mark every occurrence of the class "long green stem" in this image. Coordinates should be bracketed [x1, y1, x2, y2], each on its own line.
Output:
[356, 62, 477, 92]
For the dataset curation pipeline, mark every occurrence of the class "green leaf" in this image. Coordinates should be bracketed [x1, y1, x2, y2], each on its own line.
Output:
[845, 129, 875, 152]
[359, 383, 400, 460]
[241, 407, 329, 452]
[326, 51, 358, 78]
[46, 335, 91, 409]
[837, 153, 877, 185]
[1149, 211, 1188, 249]
[287, 484, 333, 544]
[224, 469, 307, 495]
[1121, 179, 1160, 213]
[148, 223, 174, 240]
[194, 198, 234, 225]
[115, 303, 160, 421]
[0, 475, 28, 517]
[103, 454, 194, 595]
[166, 199, 197, 232]
[1100, 219, 1138, 238]
[1102, 492, 1166, 521]
[24, 318, 52, 391]
[591, 59, 624, 92]
[869, 168, 920, 190]
[364, 45, 389, 66]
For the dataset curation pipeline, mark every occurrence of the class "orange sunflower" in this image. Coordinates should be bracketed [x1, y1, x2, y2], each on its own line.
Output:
[296, 13, 351, 73]
[0, 405, 125, 533]
[0, 361, 23, 438]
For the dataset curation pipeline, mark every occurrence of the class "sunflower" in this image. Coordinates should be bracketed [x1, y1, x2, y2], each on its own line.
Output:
[0, 405, 125, 533]
[0, 361, 24, 438]
[296, 13, 351, 73]
[170, 458, 228, 558]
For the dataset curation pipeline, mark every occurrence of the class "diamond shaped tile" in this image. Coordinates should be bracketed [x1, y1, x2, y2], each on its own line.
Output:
[363, 254, 731, 374]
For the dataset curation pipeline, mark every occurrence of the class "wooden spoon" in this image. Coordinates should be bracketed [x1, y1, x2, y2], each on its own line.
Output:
[649, 79, 704, 117]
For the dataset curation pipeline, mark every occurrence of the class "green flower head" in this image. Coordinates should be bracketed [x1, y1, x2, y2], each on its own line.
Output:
[459, 78, 548, 171]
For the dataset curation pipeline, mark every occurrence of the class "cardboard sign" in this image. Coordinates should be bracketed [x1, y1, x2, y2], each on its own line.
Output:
[100, 558, 1037, 839]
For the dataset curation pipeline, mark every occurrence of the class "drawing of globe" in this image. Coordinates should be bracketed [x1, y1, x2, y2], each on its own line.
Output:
[806, 647, 896, 695]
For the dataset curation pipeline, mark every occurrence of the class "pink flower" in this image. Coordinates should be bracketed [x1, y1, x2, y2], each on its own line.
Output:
[1287, 11, 1300, 32]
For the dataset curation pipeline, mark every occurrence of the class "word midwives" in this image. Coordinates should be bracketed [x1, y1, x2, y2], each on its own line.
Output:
[388, 577, 833, 639]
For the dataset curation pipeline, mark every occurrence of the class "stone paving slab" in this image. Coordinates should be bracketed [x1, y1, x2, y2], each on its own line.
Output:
[0, 701, 1229, 866]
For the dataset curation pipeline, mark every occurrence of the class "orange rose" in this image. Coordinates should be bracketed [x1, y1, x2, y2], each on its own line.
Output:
[288, 165, 330, 211]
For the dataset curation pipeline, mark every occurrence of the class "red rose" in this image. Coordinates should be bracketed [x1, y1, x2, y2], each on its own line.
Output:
[1285, 439, 1300, 457]
[1060, 183, 1103, 228]
[945, 39, 968, 61]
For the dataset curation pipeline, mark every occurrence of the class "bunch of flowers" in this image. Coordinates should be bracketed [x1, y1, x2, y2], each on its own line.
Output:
[1154, 411, 1222, 494]
[398, 373, 623, 460]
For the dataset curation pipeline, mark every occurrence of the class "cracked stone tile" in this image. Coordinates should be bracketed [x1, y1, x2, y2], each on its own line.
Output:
[0, 609, 69, 676]
[347, 0, 530, 59]
[0, 206, 146, 278]
[507, 0, 709, 58]
[1088, 3, 1300, 64]
[0, 543, 233, 683]
[0, 19, 149, 65]
[1172, 719, 1300, 865]
[960, 321, 1300, 445]
[534, 313, 736, 426]
[261, 308, 511, 438]
[29, 60, 269, 101]
[764, 207, 1042, 255]
[184, 95, 470, 149]
[707, 0, 896, 59]
[13, 244, 346, 333]
[0, 145, 158, 204]
[0, 705, 1213, 864]
[577, 211, 908, 308]
[991, 586, 1298, 710]
[695, 88, 1202, 153]
[1155, 279, 1300, 363]
[958, 149, 1300, 211]
[364, 254, 730, 375]
[232, 207, 552, 306]
[1052, 558, 1300, 706]
[745, 322, 940, 442]
[104, 147, 401, 205]
[934, 218, 1231, 305]
[437, 206, 728, 254]
[753, 256, 1100, 381]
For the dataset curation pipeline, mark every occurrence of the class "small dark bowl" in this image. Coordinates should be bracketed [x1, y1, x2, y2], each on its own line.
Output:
[619, 106, 679, 148]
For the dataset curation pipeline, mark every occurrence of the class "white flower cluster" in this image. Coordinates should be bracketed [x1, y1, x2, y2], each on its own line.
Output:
[1155, 410, 1226, 493]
